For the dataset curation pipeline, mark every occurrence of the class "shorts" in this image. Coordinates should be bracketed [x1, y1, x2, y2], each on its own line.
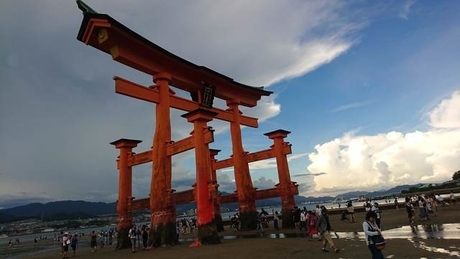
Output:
[63, 244, 69, 252]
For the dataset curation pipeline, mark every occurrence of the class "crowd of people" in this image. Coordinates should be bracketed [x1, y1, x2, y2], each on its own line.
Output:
[4, 192, 457, 258]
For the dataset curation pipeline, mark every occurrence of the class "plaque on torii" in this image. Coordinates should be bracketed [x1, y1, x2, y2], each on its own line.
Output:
[76, 0, 298, 249]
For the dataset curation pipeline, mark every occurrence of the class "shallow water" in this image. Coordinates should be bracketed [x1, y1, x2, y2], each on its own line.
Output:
[218, 223, 460, 241]
[216, 223, 460, 259]
[5, 223, 460, 258]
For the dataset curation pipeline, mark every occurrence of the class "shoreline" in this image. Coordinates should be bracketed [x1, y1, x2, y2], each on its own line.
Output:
[6, 204, 460, 259]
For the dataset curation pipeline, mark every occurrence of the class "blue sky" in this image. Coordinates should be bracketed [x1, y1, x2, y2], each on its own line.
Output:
[1, 0, 459, 208]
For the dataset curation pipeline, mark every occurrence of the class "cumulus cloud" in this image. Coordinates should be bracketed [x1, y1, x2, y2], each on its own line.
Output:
[304, 90, 460, 196]
[428, 91, 460, 129]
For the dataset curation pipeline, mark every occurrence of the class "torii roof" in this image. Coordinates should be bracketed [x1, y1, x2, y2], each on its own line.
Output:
[77, 13, 272, 107]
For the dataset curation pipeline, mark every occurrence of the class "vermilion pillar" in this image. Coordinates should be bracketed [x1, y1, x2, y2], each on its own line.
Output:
[209, 149, 224, 232]
[110, 138, 142, 249]
[182, 109, 220, 246]
[265, 130, 297, 228]
[150, 72, 176, 246]
[227, 99, 257, 230]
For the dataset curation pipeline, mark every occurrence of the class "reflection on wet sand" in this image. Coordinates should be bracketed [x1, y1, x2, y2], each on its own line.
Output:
[410, 240, 460, 258]
[214, 223, 460, 241]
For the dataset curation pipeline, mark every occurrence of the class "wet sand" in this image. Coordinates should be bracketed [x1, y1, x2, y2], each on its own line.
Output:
[9, 204, 460, 259]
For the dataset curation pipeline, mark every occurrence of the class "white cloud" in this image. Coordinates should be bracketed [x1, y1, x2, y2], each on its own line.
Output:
[399, 0, 416, 20]
[330, 100, 373, 113]
[92, 0, 362, 87]
[428, 91, 460, 129]
[0, 0, 366, 206]
[304, 90, 460, 196]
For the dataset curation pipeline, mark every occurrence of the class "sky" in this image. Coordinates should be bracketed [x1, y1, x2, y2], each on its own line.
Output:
[1, 0, 459, 209]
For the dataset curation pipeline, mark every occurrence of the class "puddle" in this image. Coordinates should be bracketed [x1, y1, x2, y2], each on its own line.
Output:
[409, 239, 460, 258]
[380, 223, 460, 240]
[216, 223, 460, 241]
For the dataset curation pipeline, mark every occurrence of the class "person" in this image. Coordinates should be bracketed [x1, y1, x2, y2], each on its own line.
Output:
[230, 214, 240, 231]
[61, 232, 70, 259]
[405, 196, 415, 224]
[273, 211, 279, 230]
[347, 201, 356, 223]
[292, 206, 301, 229]
[141, 225, 149, 250]
[315, 204, 322, 217]
[256, 213, 264, 232]
[90, 231, 98, 252]
[418, 196, 428, 221]
[300, 210, 306, 231]
[371, 202, 381, 228]
[317, 207, 340, 253]
[307, 210, 318, 241]
[129, 224, 137, 253]
[363, 211, 384, 259]
[394, 197, 399, 210]
[70, 233, 78, 256]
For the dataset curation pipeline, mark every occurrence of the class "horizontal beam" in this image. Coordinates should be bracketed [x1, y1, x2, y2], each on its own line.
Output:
[128, 189, 196, 212]
[213, 144, 292, 170]
[127, 129, 214, 167]
[127, 185, 298, 212]
[128, 150, 151, 166]
[114, 76, 259, 128]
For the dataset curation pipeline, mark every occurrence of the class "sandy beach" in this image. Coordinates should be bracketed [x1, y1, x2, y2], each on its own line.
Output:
[6, 204, 460, 259]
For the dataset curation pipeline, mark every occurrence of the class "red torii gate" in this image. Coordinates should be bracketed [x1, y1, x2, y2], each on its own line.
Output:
[76, 5, 298, 248]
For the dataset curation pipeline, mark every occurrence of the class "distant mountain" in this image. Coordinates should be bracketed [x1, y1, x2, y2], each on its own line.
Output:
[0, 184, 423, 223]
[338, 184, 422, 200]
[0, 200, 116, 219]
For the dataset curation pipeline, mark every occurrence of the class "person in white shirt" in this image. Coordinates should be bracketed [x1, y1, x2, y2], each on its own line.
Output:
[363, 211, 384, 259]
[128, 224, 137, 253]
[371, 202, 381, 228]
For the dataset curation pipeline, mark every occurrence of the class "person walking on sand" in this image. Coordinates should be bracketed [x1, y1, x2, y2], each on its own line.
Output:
[307, 210, 318, 241]
[405, 196, 415, 224]
[347, 201, 356, 223]
[317, 207, 340, 253]
[90, 231, 98, 252]
[61, 232, 70, 259]
[273, 211, 280, 230]
[363, 211, 384, 259]
[70, 233, 78, 256]
[371, 202, 381, 228]
[129, 224, 137, 253]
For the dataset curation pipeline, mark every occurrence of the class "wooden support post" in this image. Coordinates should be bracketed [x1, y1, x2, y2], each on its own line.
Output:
[209, 149, 224, 232]
[110, 138, 142, 249]
[227, 99, 257, 230]
[149, 72, 177, 247]
[264, 130, 298, 229]
[182, 109, 220, 246]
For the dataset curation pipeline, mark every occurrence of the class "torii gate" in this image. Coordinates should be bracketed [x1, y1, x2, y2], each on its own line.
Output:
[76, 1, 298, 248]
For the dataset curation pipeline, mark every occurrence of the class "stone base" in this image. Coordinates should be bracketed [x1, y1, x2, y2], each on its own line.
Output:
[116, 226, 131, 249]
[148, 222, 178, 247]
[239, 211, 257, 231]
[197, 221, 220, 245]
[282, 209, 294, 229]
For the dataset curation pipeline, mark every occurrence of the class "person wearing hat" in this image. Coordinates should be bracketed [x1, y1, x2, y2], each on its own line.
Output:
[62, 232, 70, 259]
